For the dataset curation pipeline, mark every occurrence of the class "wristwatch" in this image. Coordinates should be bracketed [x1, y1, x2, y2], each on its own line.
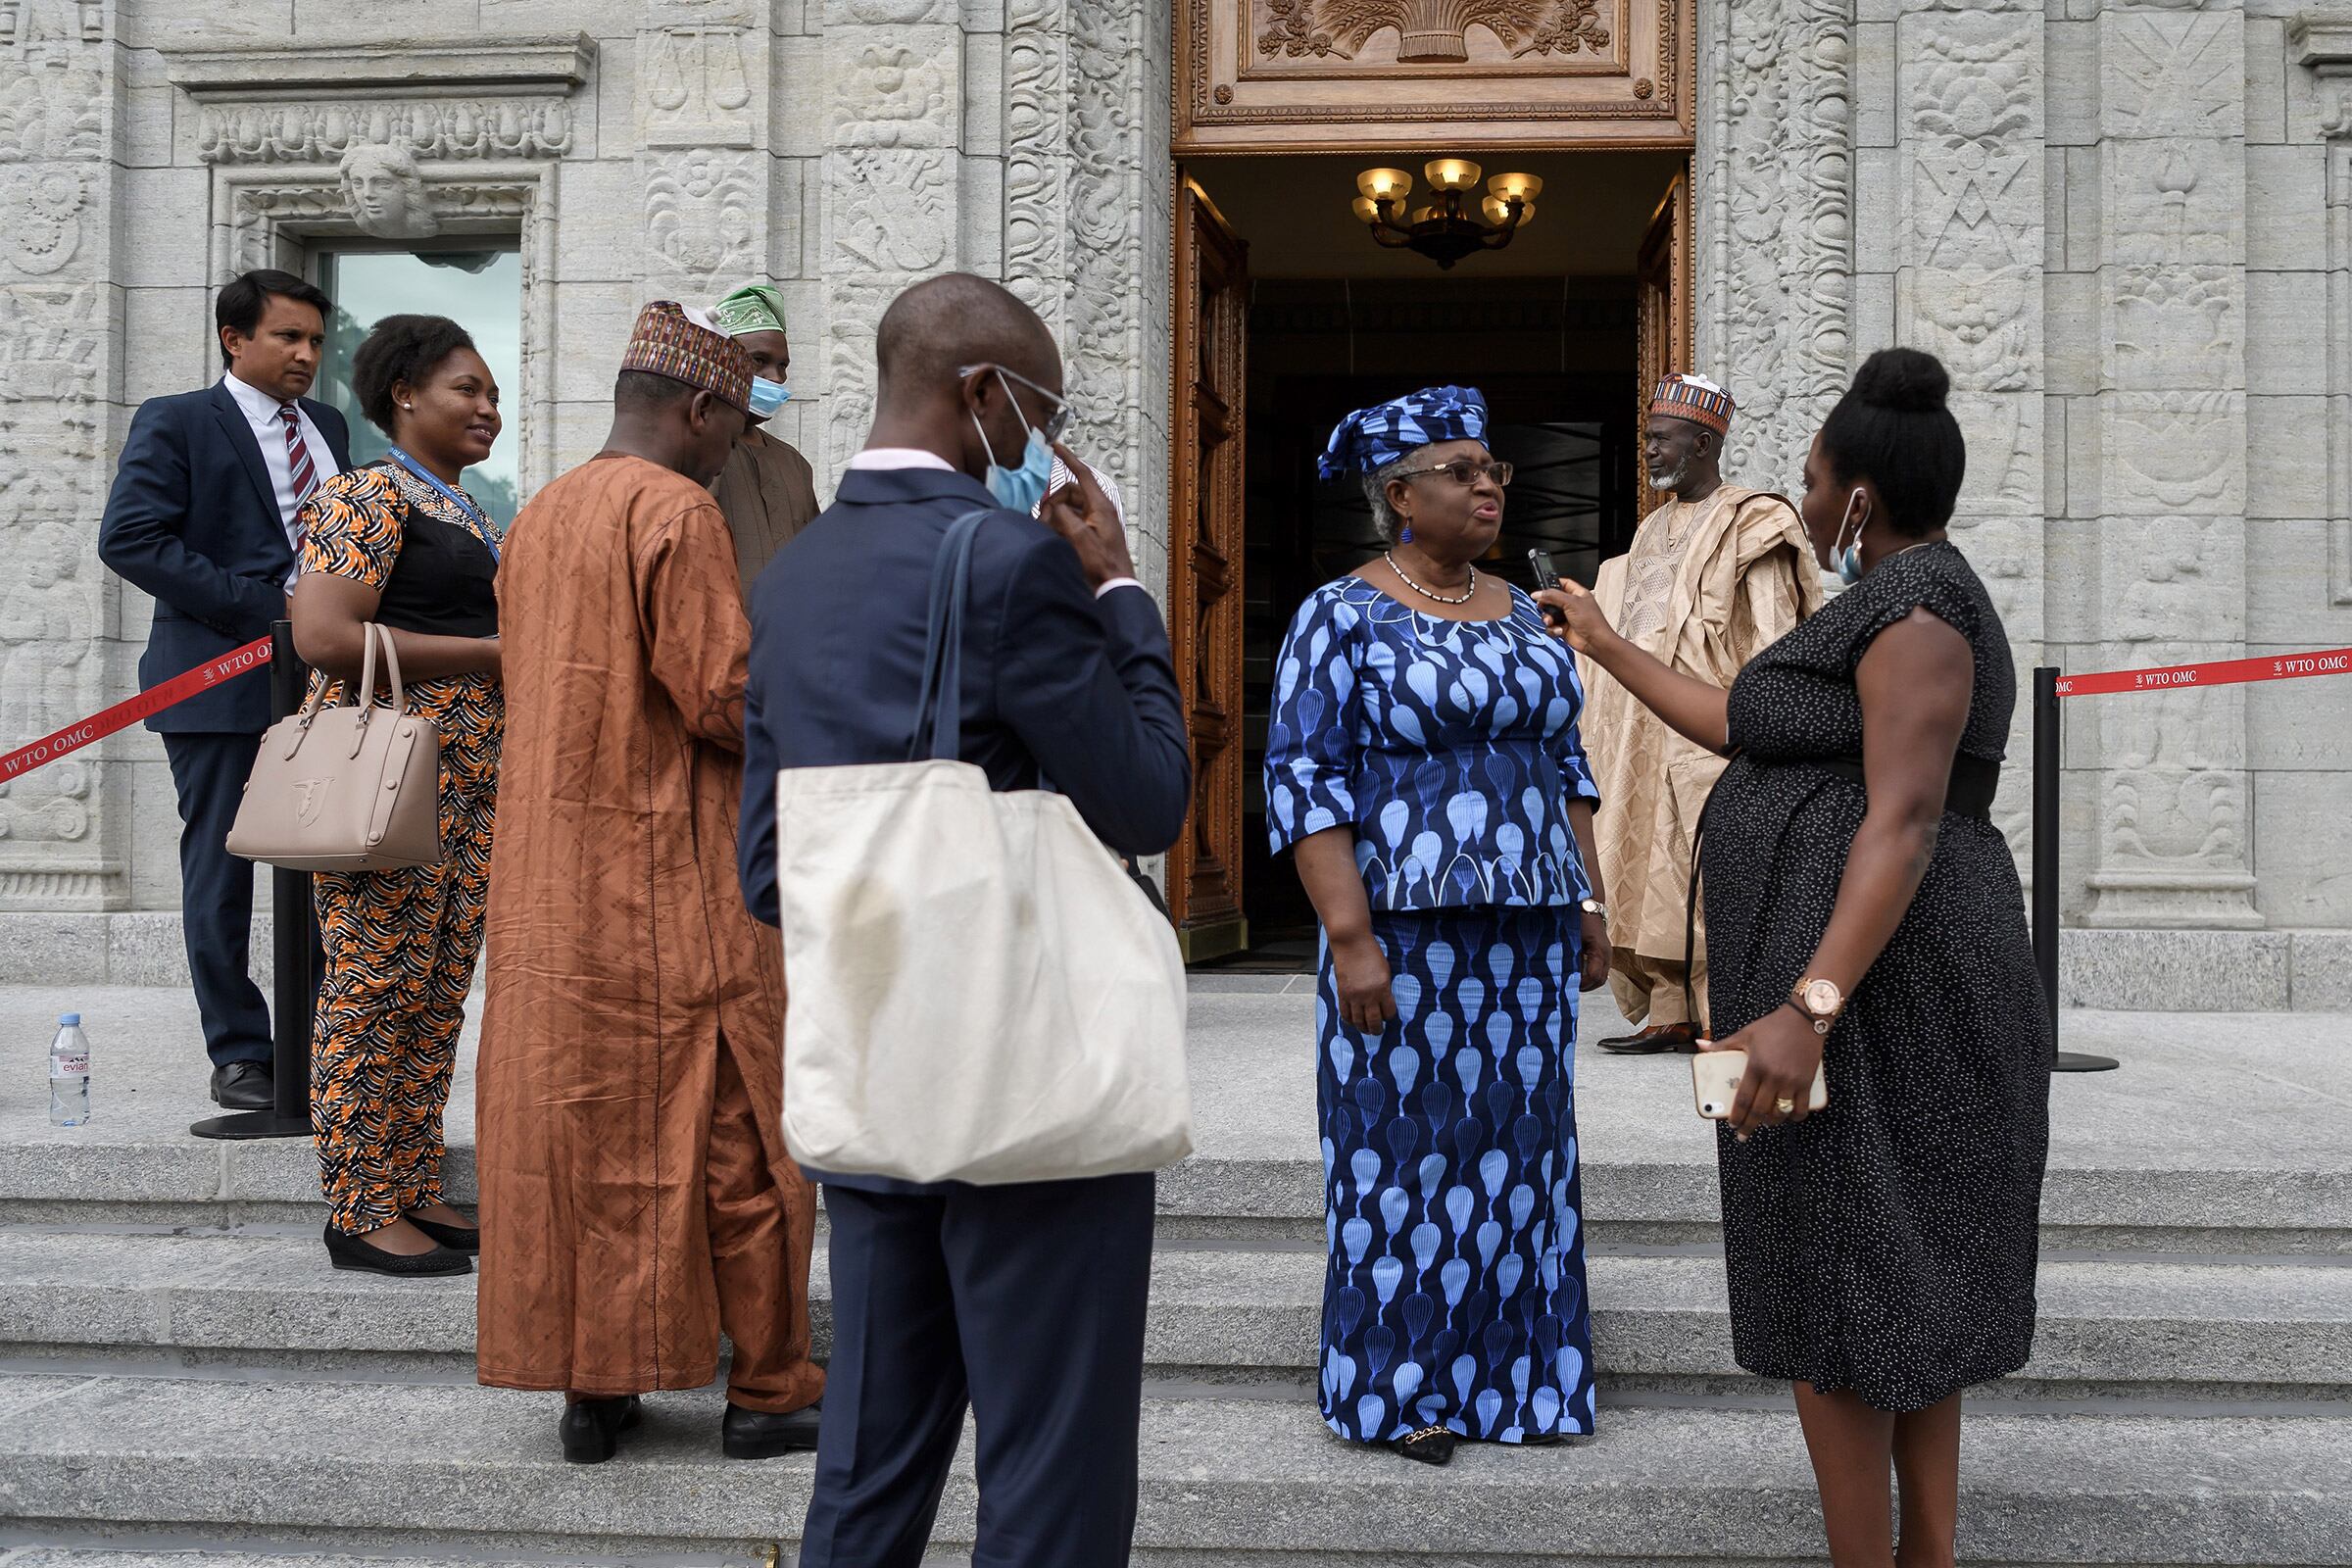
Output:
[1788, 976, 1845, 1035]
[1579, 898, 1607, 919]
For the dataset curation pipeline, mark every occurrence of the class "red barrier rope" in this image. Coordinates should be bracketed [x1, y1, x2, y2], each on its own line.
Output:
[2055, 647, 2352, 699]
[0, 637, 273, 781]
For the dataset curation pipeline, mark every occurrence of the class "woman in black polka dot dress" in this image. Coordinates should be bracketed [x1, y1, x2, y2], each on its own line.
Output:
[1540, 348, 2050, 1567]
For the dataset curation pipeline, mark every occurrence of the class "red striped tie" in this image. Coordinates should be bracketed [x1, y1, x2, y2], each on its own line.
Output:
[279, 404, 317, 554]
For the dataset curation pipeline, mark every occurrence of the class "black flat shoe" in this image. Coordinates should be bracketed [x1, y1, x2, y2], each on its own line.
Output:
[210, 1061, 273, 1108]
[1596, 1023, 1701, 1055]
[562, 1395, 643, 1464]
[320, 1222, 470, 1277]
[722, 1398, 821, 1459]
[406, 1211, 480, 1253]
[1388, 1426, 1456, 1466]
[1519, 1432, 1568, 1446]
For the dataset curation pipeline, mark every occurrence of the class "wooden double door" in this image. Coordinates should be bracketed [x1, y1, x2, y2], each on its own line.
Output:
[1163, 163, 1691, 958]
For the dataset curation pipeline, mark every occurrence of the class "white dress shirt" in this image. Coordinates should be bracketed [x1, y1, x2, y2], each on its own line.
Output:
[847, 446, 1141, 600]
[220, 370, 343, 583]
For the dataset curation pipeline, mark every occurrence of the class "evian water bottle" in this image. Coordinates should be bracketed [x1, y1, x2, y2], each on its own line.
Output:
[48, 1013, 89, 1127]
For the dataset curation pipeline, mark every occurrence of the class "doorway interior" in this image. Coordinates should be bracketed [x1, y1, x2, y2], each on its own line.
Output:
[1173, 150, 1688, 967]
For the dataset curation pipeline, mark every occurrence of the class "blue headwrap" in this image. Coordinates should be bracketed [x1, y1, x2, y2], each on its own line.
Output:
[1317, 385, 1490, 481]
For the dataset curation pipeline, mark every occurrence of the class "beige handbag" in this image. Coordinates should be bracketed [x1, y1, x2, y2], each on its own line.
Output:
[225, 623, 443, 872]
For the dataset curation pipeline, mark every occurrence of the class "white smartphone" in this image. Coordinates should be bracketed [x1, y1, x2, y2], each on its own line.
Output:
[1691, 1050, 1829, 1120]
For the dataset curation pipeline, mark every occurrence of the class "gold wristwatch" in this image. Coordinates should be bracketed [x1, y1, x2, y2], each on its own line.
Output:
[1788, 976, 1844, 1035]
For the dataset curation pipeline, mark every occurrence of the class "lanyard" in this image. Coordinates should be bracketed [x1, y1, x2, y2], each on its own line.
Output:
[385, 447, 500, 563]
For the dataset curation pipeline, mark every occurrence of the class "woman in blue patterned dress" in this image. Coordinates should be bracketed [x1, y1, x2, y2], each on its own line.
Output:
[1264, 386, 1612, 1467]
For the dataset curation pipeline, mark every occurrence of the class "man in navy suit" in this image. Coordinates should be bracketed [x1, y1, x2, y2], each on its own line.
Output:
[740, 273, 1190, 1567]
[98, 270, 352, 1110]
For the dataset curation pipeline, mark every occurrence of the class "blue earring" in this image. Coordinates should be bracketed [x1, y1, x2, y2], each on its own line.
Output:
[1399, 522, 1414, 544]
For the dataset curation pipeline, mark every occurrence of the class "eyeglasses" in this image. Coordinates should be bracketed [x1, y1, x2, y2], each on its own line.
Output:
[958, 362, 1072, 443]
[1394, 458, 1513, 488]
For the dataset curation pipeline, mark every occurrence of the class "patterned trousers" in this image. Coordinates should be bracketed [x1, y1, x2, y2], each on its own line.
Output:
[312, 766, 496, 1233]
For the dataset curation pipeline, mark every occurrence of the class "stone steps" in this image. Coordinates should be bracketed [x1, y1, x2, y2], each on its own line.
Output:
[9, 1139, 2346, 1254]
[3, 986, 2346, 1562]
[5, 1230, 2346, 1405]
[0, 1372, 2345, 1565]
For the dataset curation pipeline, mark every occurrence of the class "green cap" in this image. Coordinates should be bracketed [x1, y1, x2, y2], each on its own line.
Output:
[710, 283, 787, 338]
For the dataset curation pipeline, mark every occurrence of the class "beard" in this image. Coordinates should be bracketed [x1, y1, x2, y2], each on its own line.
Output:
[1646, 459, 1690, 493]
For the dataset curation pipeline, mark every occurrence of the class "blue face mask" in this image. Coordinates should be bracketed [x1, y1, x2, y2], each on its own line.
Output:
[1834, 488, 1868, 585]
[746, 376, 789, 419]
[970, 372, 1055, 513]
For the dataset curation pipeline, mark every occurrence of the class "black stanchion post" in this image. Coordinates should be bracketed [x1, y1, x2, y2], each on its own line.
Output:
[190, 620, 321, 1139]
[2035, 665, 2118, 1074]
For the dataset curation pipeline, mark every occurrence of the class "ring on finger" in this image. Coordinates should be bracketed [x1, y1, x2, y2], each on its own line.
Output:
[1773, 1097, 1796, 1115]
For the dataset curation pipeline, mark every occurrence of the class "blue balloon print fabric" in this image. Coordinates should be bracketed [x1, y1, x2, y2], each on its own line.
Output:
[1264, 578, 1601, 912]
[1317, 906, 1596, 1446]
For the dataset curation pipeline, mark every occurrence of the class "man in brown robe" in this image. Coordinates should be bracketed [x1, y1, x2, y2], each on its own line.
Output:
[708, 282, 818, 597]
[476, 301, 824, 1462]
[1581, 373, 1823, 1052]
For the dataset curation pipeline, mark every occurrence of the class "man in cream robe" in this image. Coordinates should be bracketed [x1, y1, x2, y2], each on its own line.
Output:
[1580, 374, 1822, 1052]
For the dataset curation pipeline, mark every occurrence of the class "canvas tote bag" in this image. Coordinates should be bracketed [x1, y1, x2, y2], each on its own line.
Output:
[225, 623, 443, 872]
[772, 510, 1193, 1185]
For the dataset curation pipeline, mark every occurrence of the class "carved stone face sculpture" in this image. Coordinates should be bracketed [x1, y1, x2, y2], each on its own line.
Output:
[338, 142, 439, 239]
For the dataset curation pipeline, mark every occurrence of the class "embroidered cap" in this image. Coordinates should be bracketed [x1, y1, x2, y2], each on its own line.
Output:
[710, 283, 788, 338]
[1649, 371, 1735, 434]
[620, 300, 753, 416]
[1318, 385, 1491, 480]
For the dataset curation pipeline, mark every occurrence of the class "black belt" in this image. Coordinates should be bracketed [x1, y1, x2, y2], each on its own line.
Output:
[1680, 751, 2002, 1032]
[1787, 752, 2000, 823]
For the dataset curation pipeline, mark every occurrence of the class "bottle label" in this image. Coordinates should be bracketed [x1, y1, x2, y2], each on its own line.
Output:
[50, 1053, 87, 1078]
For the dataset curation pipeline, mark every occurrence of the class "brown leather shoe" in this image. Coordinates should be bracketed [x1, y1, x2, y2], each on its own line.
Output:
[1595, 1022, 1702, 1054]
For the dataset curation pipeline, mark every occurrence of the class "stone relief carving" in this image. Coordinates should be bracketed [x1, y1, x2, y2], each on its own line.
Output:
[1699, 0, 1850, 496]
[2104, 8, 2239, 141]
[2086, 8, 2257, 926]
[1899, 9, 2040, 522]
[1254, 0, 1611, 63]
[641, 24, 755, 148]
[2103, 390, 2245, 514]
[197, 101, 575, 165]
[2108, 266, 2234, 391]
[339, 142, 443, 239]
[644, 149, 758, 286]
[0, 11, 116, 893]
[1004, 0, 1070, 335]
[826, 148, 952, 276]
[0, 0, 100, 48]
[836, 45, 953, 147]
[1065, 0, 1144, 491]
[0, 49, 101, 276]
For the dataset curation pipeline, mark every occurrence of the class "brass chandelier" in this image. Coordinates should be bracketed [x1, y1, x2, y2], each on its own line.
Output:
[1351, 160, 1542, 270]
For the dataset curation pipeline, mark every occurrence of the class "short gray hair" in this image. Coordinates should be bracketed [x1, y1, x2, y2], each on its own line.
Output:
[1360, 444, 1433, 545]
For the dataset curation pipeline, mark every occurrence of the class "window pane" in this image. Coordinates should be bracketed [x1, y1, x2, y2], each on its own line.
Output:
[315, 247, 524, 527]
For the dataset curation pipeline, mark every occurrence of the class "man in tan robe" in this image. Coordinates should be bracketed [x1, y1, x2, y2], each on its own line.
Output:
[476, 301, 824, 1462]
[709, 282, 818, 597]
[1581, 373, 1823, 1053]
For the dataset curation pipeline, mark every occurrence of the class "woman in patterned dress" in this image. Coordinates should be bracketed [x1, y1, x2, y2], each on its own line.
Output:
[1542, 350, 2048, 1566]
[291, 316, 505, 1277]
[1264, 386, 1612, 1467]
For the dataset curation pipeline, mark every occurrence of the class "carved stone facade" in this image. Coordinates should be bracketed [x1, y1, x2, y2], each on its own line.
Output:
[1, 1, 2346, 1004]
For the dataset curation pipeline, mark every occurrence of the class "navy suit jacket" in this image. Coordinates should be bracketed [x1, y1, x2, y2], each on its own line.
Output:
[741, 465, 1192, 937]
[98, 380, 353, 733]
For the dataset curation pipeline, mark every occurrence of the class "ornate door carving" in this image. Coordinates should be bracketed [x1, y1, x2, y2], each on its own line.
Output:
[1167, 175, 1250, 959]
[1179, 0, 1692, 152]
[1635, 162, 1691, 496]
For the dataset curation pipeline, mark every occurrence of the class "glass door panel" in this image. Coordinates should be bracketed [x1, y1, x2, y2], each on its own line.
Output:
[315, 246, 524, 527]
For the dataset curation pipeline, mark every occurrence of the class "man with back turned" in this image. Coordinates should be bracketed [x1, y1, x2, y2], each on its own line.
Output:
[740, 272, 1190, 1566]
